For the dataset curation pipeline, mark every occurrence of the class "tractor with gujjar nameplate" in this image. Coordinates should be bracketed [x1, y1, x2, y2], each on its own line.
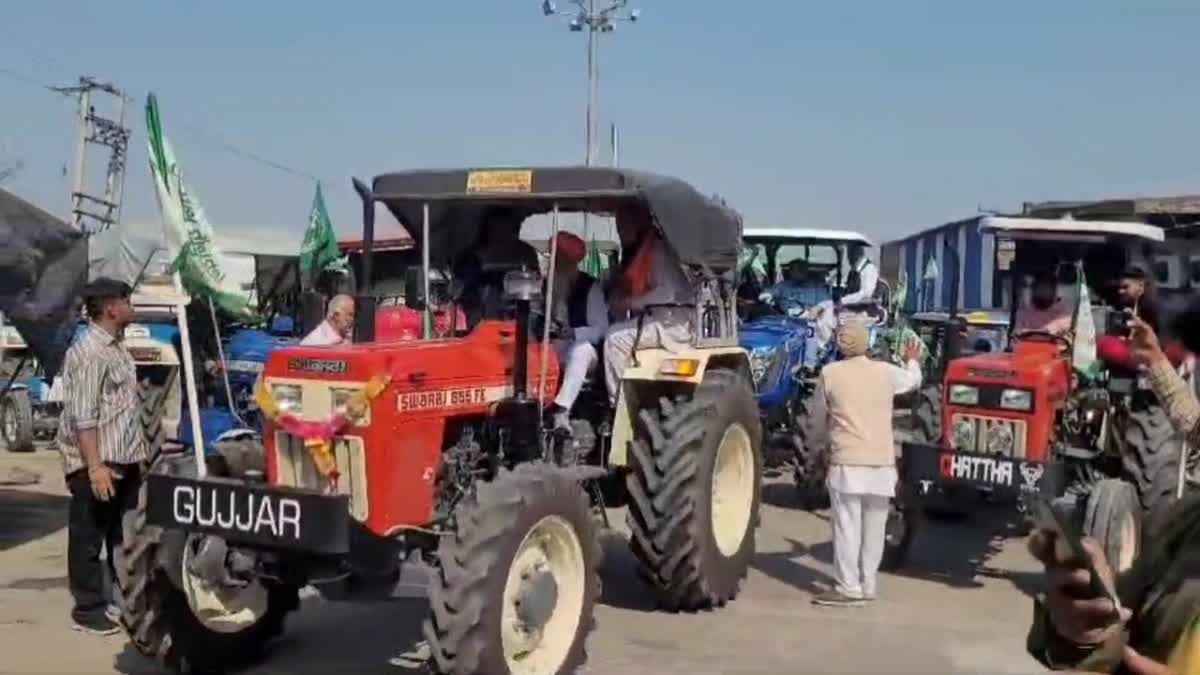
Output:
[117, 167, 762, 675]
[901, 216, 1185, 573]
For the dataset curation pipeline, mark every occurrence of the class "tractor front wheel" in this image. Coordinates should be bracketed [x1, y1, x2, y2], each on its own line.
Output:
[1, 389, 35, 452]
[1082, 479, 1140, 576]
[626, 369, 764, 611]
[880, 492, 921, 571]
[424, 463, 601, 675]
[116, 454, 299, 674]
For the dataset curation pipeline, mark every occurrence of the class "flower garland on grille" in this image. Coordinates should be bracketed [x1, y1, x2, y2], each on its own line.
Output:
[254, 373, 391, 481]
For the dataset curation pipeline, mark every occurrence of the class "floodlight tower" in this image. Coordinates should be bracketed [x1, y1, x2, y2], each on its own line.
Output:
[541, 0, 640, 167]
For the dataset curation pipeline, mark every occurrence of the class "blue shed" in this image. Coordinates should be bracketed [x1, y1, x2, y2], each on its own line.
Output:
[879, 215, 1004, 313]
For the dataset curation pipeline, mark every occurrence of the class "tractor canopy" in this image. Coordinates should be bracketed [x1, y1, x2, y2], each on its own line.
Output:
[363, 166, 743, 272]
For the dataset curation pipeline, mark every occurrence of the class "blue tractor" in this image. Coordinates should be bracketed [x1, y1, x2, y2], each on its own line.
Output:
[738, 228, 876, 469]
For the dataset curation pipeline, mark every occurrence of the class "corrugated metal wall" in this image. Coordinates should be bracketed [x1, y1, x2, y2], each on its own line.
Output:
[884, 216, 996, 312]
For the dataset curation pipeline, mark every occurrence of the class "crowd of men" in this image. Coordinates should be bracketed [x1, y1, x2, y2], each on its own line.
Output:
[48, 208, 1200, 673]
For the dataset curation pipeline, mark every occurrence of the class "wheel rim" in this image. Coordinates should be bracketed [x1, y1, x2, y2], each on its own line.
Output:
[501, 515, 586, 675]
[180, 537, 269, 634]
[1116, 510, 1137, 573]
[711, 423, 755, 557]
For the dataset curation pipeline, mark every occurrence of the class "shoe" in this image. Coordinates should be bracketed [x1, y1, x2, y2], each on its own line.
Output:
[72, 613, 121, 636]
[811, 590, 866, 607]
[388, 641, 432, 669]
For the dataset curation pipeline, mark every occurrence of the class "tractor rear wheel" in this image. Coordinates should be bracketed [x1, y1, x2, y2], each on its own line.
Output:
[116, 453, 299, 674]
[911, 384, 942, 444]
[424, 463, 601, 675]
[1119, 400, 1183, 518]
[626, 369, 763, 611]
[1082, 479, 1140, 575]
[1, 388, 35, 452]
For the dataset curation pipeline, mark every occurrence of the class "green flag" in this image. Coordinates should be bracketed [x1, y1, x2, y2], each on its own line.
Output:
[583, 237, 606, 278]
[145, 93, 256, 320]
[299, 182, 347, 287]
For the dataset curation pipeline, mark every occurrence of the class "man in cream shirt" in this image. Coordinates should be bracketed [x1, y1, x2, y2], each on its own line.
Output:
[810, 323, 922, 607]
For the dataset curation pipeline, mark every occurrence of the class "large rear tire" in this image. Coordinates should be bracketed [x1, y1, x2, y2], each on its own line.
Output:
[1082, 479, 1139, 575]
[1, 388, 35, 452]
[625, 369, 763, 611]
[911, 384, 942, 444]
[424, 463, 601, 675]
[116, 454, 299, 674]
[1119, 400, 1183, 518]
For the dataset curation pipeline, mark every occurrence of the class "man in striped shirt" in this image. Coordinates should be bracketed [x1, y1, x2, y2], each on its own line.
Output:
[56, 278, 148, 635]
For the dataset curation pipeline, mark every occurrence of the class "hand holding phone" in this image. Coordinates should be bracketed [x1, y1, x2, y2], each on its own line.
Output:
[1026, 496, 1128, 646]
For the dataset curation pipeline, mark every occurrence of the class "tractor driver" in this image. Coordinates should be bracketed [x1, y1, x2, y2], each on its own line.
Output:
[603, 205, 694, 406]
[1014, 269, 1073, 337]
[454, 207, 541, 325]
[547, 231, 609, 431]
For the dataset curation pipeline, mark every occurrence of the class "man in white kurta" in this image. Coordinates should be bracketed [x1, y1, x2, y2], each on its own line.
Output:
[811, 323, 922, 606]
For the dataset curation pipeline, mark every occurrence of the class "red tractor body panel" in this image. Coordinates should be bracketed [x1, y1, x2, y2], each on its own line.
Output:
[941, 340, 1070, 462]
[261, 321, 559, 538]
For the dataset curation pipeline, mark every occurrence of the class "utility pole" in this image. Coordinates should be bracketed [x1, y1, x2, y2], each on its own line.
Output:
[52, 77, 131, 234]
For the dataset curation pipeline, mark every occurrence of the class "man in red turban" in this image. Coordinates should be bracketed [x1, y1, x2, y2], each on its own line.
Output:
[548, 231, 609, 430]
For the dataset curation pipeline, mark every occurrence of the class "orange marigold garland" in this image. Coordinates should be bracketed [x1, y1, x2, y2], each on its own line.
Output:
[255, 373, 392, 484]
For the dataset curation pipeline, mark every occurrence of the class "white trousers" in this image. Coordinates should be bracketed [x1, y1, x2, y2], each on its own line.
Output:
[603, 313, 692, 405]
[829, 487, 891, 597]
[553, 339, 598, 410]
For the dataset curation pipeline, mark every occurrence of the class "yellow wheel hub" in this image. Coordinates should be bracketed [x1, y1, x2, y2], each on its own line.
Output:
[180, 537, 268, 634]
[501, 515, 586, 675]
[711, 423, 755, 557]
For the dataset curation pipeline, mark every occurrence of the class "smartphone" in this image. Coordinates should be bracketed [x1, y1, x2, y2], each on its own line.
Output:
[1027, 495, 1123, 616]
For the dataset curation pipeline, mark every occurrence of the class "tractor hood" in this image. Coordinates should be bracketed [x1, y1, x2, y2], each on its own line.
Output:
[945, 341, 1066, 387]
[260, 321, 558, 424]
[739, 316, 810, 351]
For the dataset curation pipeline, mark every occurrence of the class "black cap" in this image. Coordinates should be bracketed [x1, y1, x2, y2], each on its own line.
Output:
[1119, 263, 1148, 280]
[83, 277, 132, 302]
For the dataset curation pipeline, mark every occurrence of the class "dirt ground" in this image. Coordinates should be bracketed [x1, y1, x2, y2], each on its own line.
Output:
[0, 446, 1046, 675]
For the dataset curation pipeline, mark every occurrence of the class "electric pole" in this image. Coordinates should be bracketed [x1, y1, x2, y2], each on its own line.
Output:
[52, 77, 130, 234]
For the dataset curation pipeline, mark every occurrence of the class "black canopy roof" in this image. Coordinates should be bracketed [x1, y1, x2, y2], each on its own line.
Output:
[366, 166, 742, 271]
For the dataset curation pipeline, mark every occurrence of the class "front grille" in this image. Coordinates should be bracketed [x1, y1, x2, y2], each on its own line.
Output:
[275, 432, 368, 521]
[950, 413, 1027, 458]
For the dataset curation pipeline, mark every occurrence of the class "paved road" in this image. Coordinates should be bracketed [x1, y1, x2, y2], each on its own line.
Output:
[0, 448, 1045, 674]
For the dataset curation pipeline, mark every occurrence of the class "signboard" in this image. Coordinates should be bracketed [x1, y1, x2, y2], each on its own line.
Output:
[466, 170, 533, 194]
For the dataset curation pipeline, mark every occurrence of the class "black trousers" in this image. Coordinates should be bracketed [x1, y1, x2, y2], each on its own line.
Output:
[65, 463, 142, 620]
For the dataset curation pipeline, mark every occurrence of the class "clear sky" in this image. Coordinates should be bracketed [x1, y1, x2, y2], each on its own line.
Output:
[4, 0, 1200, 244]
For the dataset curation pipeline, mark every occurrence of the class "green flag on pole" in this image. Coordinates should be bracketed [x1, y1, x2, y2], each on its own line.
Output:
[145, 93, 256, 321]
[299, 182, 348, 288]
[583, 236, 605, 278]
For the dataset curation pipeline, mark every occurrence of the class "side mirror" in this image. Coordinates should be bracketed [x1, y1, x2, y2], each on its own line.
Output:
[404, 267, 425, 310]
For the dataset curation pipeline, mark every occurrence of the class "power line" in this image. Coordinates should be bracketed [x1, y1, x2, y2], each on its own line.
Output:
[0, 63, 329, 186]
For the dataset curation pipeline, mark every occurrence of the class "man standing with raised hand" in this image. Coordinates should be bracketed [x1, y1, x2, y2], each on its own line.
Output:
[810, 323, 922, 607]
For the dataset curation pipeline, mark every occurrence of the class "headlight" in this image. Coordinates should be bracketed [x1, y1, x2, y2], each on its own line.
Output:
[331, 387, 370, 424]
[272, 384, 302, 414]
[948, 384, 979, 406]
[999, 388, 1032, 412]
[985, 423, 1014, 455]
[952, 416, 976, 451]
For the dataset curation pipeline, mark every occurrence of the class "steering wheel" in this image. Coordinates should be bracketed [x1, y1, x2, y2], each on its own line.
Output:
[1014, 329, 1073, 352]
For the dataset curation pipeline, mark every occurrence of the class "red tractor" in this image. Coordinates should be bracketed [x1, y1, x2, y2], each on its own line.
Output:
[901, 216, 1186, 572]
[116, 167, 763, 674]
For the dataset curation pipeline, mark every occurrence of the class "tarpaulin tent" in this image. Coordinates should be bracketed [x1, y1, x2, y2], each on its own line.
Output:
[0, 188, 87, 380]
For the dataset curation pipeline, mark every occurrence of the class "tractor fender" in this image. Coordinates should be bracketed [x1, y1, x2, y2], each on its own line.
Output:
[608, 347, 751, 467]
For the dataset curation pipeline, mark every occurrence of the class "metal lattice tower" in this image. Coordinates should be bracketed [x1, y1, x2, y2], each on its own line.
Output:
[53, 77, 131, 234]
